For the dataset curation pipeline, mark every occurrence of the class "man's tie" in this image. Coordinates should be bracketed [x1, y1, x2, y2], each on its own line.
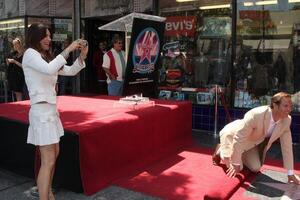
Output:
[266, 122, 277, 138]
[258, 123, 277, 163]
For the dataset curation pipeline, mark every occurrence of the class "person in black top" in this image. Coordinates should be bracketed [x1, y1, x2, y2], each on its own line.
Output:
[6, 38, 25, 101]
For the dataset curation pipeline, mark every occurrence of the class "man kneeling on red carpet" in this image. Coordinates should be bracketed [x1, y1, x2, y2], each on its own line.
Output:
[212, 92, 300, 184]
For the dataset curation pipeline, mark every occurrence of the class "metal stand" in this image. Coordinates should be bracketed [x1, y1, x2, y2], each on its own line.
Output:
[214, 84, 219, 138]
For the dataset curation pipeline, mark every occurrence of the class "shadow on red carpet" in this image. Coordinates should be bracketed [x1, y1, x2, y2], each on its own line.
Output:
[114, 146, 253, 200]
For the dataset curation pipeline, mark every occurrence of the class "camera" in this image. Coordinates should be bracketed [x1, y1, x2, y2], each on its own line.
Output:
[81, 40, 88, 47]
[76, 39, 88, 47]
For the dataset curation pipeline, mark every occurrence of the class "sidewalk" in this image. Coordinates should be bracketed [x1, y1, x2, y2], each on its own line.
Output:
[0, 131, 299, 199]
[0, 167, 160, 200]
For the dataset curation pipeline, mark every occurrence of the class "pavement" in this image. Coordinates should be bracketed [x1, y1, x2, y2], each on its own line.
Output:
[1, 131, 300, 200]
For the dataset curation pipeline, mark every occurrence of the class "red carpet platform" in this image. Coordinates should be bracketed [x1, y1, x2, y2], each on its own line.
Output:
[0, 96, 192, 195]
[115, 146, 254, 200]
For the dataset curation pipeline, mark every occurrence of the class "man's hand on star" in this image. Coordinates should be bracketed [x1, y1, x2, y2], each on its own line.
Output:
[226, 163, 241, 178]
[288, 174, 300, 184]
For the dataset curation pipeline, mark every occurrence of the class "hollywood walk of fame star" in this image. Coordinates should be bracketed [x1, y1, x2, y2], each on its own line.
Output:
[245, 170, 300, 200]
[139, 32, 155, 64]
[259, 182, 300, 200]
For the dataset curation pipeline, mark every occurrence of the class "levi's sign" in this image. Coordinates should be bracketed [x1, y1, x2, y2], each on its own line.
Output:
[165, 16, 196, 37]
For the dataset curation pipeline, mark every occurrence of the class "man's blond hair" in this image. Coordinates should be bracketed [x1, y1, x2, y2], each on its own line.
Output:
[270, 92, 291, 109]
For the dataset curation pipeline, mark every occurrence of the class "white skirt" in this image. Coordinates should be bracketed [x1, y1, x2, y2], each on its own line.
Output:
[27, 103, 64, 146]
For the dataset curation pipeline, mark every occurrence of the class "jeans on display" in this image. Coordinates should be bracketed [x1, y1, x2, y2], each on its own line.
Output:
[108, 80, 124, 96]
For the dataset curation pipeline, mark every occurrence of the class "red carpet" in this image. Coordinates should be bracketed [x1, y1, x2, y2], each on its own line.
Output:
[115, 146, 253, 200]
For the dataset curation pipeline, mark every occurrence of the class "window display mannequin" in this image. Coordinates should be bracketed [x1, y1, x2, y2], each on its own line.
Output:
[293, 48, 300, 91]
[273, 53, 286, 90]
[194, 51, 209, 87]
[208, 38, 230, 85]
[183, 49, 195, 86]
[252, 62, 270, 96]
[234, 44, 253, 90]
[169, 54, 185, 87]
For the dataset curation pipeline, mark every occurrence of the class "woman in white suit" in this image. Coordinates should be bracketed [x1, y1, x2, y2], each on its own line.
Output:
[22, 23, 88, 200]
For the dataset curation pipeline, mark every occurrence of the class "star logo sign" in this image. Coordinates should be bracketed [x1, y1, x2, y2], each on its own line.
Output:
[132, 27, 160, 74]
[139, 33, 154, 64]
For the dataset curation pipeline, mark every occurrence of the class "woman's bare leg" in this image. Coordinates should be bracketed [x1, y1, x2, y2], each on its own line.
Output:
[49, 143, 59, 200]
[37, 144, 57, 200]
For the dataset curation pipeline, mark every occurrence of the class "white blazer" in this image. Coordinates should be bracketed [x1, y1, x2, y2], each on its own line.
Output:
[22, 48, 85, 105]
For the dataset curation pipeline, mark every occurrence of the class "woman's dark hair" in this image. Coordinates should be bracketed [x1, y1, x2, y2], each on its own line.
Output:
[270, 92, 291, 109]
[26, 23, 53, 61]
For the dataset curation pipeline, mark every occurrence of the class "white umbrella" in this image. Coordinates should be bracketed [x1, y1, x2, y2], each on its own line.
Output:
[98, 12, 166, 32]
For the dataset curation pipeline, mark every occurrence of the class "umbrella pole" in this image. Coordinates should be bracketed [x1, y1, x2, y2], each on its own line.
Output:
[125, 31, 131, 61]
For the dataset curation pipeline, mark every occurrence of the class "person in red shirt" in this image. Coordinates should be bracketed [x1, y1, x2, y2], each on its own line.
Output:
[102, 35, 126, 96]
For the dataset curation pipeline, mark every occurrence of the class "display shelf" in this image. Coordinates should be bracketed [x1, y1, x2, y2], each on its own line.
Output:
[157, 86, 225, 106]
[157, 86, 209, 92]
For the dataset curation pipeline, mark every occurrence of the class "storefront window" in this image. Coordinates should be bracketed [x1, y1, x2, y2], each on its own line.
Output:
[52, 19, 73, 56]
[235, 0, 300, 110]
[27, 17, 52, 28]
[158, 0, 232, 104]
[0, 17, 75, 97]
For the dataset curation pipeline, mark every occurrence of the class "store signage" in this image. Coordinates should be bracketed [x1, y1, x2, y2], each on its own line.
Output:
[123, 18, 165, 96]
[165, 16, 196, 37]
[52, 33, 67, 42]
[239, 10, 270, 20]
[28, 18, 51, 28]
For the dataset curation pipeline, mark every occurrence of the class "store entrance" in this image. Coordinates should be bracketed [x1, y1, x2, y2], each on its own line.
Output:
[83, 19, 125, 94]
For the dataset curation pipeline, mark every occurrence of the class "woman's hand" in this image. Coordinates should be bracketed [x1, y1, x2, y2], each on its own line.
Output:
[7, 58, 15, 64]
[78, 40, 88, 65]
[79, 40, 88, 59]
[60, 39, 87, 60]
[66, 40, 82, 52]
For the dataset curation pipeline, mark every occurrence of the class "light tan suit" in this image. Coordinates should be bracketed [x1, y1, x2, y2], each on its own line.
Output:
[220, 105, 294, 172]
